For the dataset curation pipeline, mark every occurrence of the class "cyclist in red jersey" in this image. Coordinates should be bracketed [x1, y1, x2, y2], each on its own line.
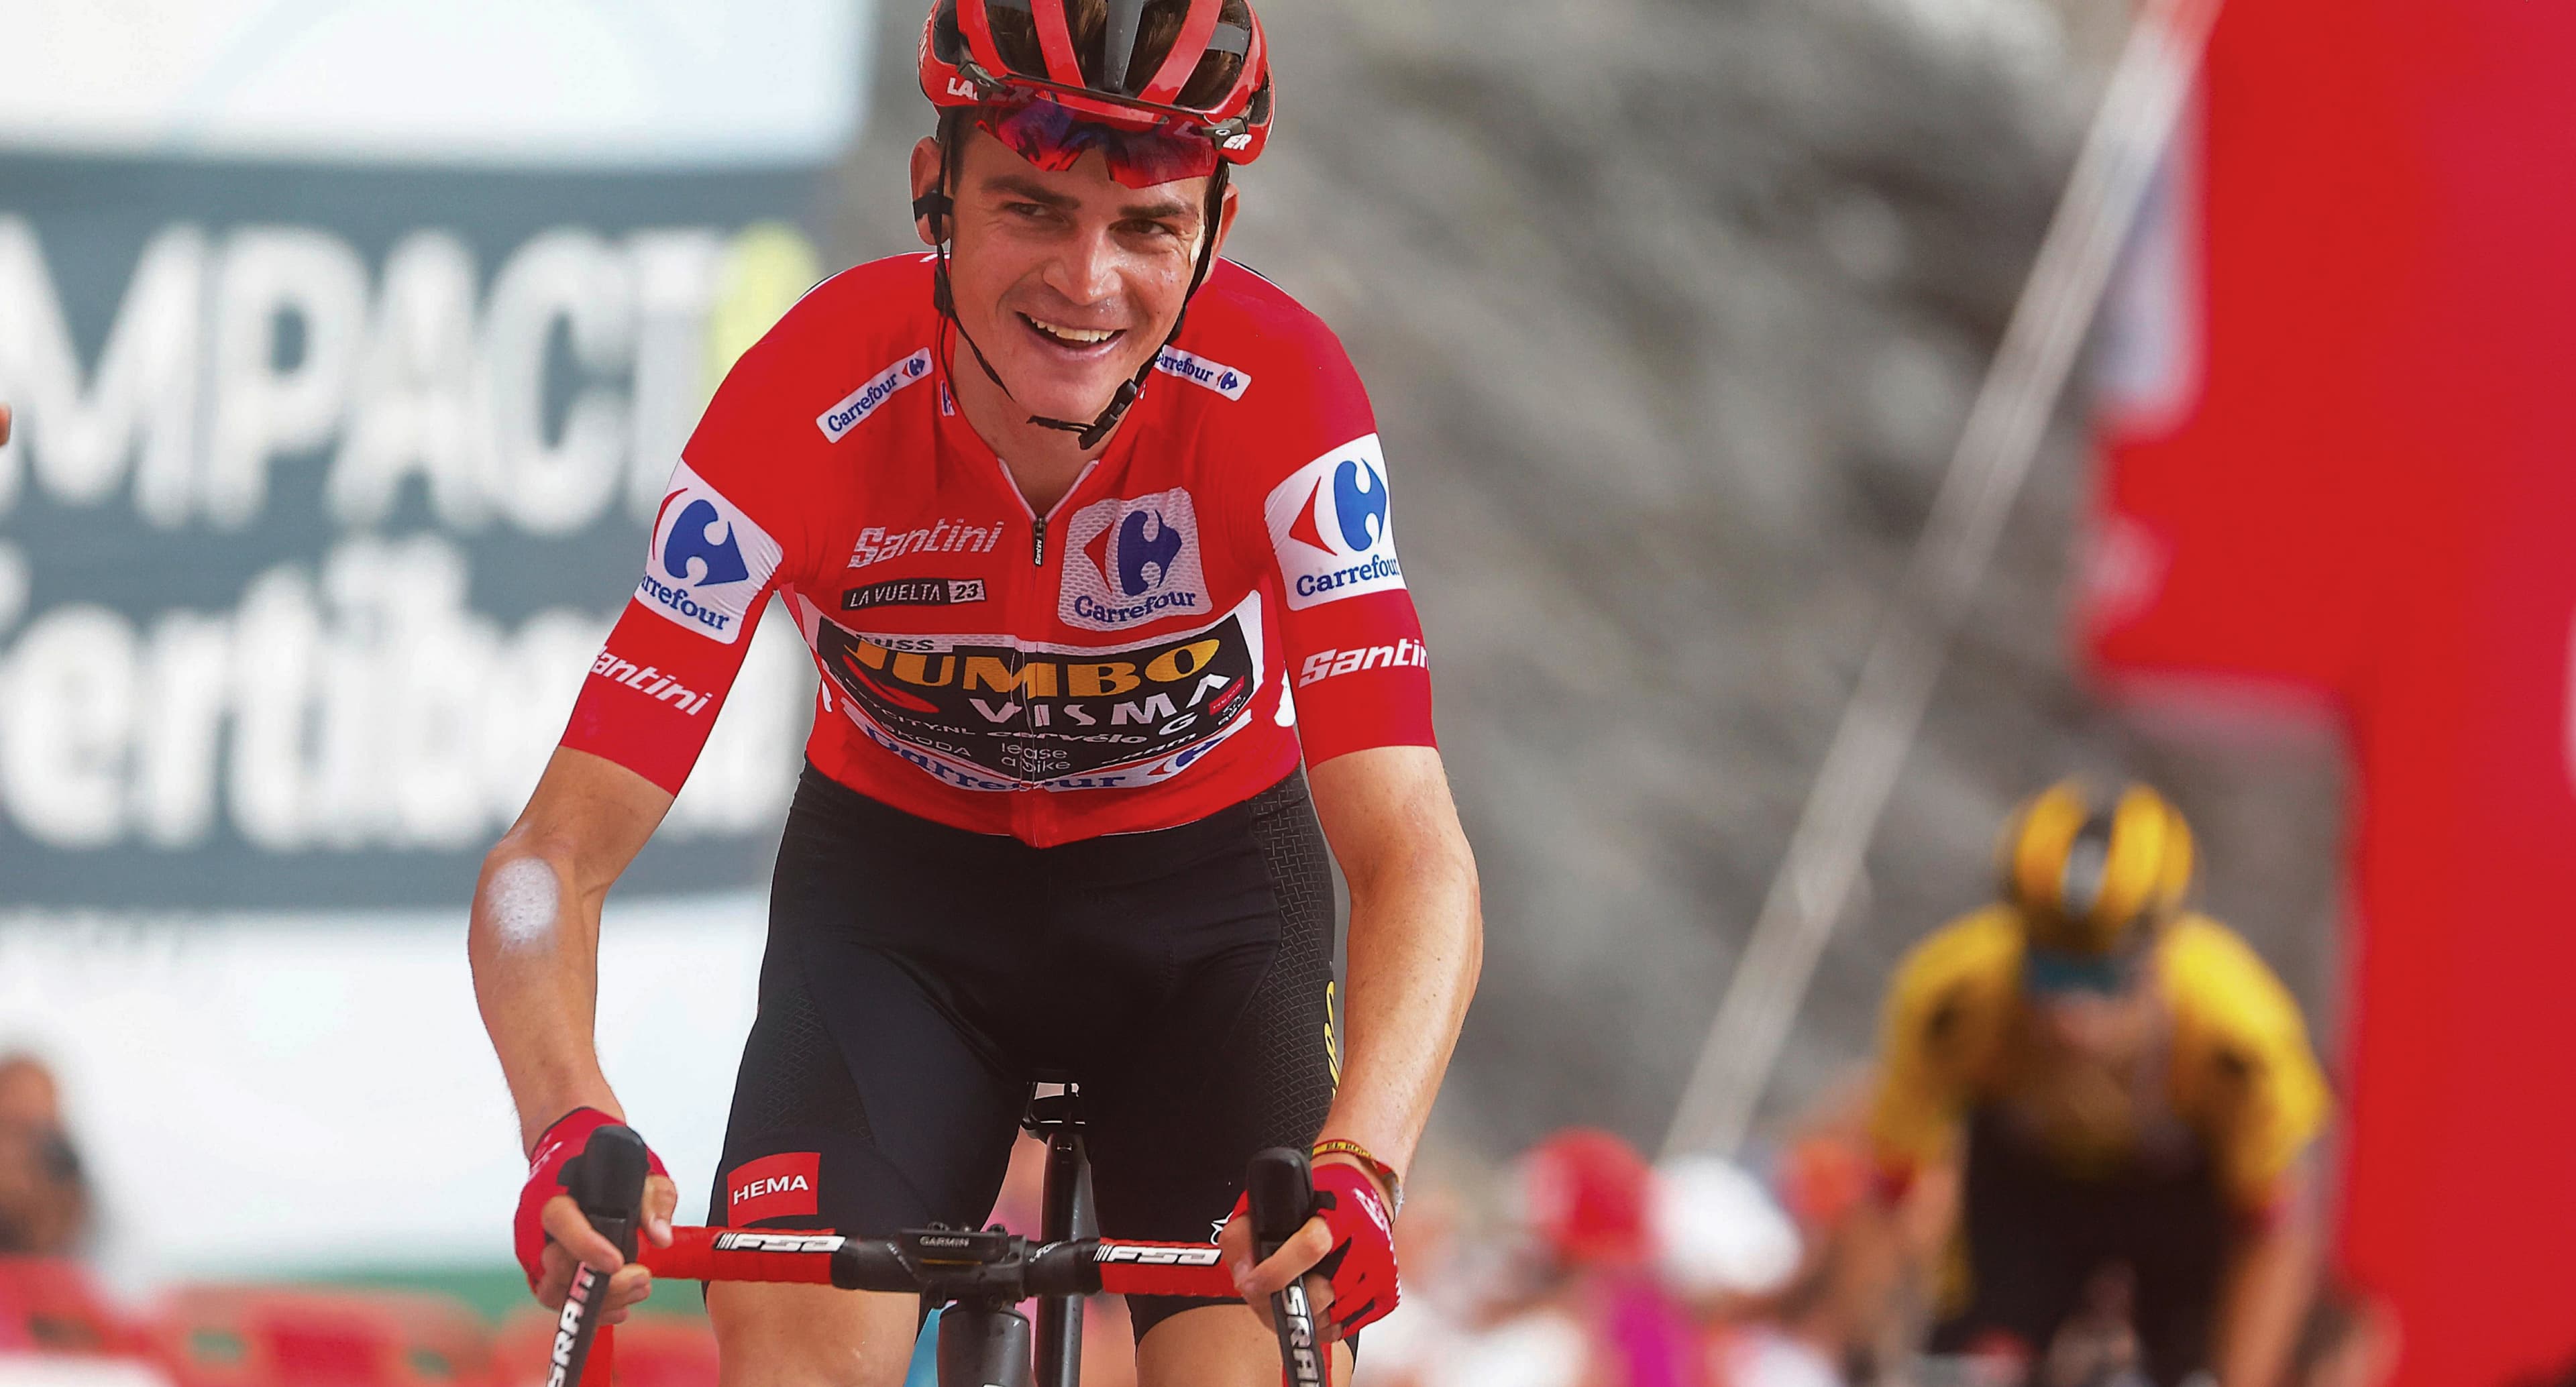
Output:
[467, 2, 1483, 1384]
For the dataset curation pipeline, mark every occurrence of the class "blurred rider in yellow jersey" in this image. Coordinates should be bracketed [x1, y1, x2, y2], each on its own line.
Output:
[1858, 781, 2328, 1387]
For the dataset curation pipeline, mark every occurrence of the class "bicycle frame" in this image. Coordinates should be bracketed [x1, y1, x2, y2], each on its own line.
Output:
[1025, 1085, 1093, 1387]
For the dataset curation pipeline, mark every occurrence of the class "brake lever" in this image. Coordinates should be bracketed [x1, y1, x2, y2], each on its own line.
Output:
[550, 1124, 649, 1387]
[1247, 1147, 1330, 1387]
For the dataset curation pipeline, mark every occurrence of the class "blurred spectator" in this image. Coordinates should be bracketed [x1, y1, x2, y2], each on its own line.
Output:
[0, 1053, 92, 1256]
[1363, 1135, 1854, 1387]
[1458, 1129, 1708, 1387]
[1652, 1155, 1829, 1387]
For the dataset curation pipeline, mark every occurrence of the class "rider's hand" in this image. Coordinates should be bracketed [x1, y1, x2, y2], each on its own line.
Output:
[515, 1108, 679, 1325]
[1223, 1158, 1400, 1341]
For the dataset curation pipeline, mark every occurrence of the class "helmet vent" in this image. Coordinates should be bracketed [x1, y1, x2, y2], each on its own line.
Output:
[2059, 812, 2116, 923]
[1099, 0, 1146, 95]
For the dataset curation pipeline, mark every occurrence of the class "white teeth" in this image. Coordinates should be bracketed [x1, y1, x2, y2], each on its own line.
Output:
[1024, 315, 1120, 345]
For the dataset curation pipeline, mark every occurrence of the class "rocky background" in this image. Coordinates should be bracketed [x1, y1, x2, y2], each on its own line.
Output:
[824, 0, 2350, 1158]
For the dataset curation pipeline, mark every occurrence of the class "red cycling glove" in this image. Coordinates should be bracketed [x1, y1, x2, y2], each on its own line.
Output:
[1232, 1161, 1401, 1337]
[514, 1107, 668, 1291]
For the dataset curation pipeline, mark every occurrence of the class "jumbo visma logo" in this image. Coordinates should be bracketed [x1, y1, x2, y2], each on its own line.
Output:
[635, 461, 783, 645]
[809, 608, 1262, 789]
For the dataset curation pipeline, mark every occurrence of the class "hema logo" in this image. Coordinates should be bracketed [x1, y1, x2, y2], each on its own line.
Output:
[818, 349, 933, 441]
[1265, 435, 1405, 610]
[1155, 347, 1252, 401]
[724, 1151, 821, 1223]
[637, 459, 782, 643]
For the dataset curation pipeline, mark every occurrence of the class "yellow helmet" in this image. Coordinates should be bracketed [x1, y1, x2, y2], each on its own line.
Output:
[1997, 780, 2196, 956]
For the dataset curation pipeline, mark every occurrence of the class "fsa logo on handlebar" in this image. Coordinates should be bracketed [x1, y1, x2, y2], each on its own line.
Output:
[1095, 1243, 1226, 1266]
[712, 1232, 847, 1254]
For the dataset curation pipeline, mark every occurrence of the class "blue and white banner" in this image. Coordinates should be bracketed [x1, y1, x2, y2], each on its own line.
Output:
[0, 1, 875, 909]
[0, 0, 878, 1280]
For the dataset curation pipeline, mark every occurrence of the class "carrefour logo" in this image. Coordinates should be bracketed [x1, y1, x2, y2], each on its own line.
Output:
[1155, 347, 1252, 402]
[1104, 510, 1185, 596]
[817, 348, 934, 441]
[1265, 435, 1407, 611]
[1327, 459, 1387, 551]
[636, 460, 783, 644]
[663, 499, 750, 587]
[1059, 488, 1210, 631]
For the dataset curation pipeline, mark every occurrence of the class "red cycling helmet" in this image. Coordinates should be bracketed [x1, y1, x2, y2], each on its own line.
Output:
[919, 0, 1274, 166]
[912, 0, 1271, 447]
[1519, 1128, 1654, 1268]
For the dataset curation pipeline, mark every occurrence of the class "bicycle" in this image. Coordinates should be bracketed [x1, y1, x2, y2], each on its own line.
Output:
[545, 1089, 1333, 1387]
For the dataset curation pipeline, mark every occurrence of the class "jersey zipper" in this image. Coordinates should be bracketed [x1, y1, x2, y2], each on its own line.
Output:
[992, 455, 1095, 840]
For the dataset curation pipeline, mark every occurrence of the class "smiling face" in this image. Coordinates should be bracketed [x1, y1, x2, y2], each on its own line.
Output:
[912, 124, 1232, 435]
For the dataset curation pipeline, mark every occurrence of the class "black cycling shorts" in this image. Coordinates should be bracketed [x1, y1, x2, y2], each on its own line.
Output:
[711, 764, 1340, 1341]
[1929, 1107, 2233, 1386]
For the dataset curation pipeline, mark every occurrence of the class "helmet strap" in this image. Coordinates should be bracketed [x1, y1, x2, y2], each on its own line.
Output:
[925, 117, 1234, 453]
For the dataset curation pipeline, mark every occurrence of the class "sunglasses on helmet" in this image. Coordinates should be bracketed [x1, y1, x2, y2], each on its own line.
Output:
[977, 97, 1223, 188]
[2022, 946, 2144, 999]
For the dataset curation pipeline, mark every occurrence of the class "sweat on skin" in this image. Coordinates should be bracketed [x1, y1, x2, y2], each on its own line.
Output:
[483, 856, 564, 952]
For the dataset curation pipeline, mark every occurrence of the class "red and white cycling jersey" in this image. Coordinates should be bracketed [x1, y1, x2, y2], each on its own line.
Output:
[560, 254, 1434, 845]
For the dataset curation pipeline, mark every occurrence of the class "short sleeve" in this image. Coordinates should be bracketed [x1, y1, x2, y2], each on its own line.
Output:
[2162, 919, 2332, 1210]
[559, 330, 815, 792]
[1868, 910, 2020, 1188]
[1231, 338, 1436, 765]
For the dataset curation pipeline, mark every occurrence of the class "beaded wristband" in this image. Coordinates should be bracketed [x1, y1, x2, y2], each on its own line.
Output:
[1311, 1138, 1405, 1217]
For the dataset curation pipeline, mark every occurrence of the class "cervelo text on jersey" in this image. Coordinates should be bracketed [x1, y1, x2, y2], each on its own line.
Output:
[817, 349, 934, 442]
[1265, 434, 1404, 610]
[638, 461, 784, 644]
[1155, 346, 1253, 400]
[1059, 488, 1210, 631]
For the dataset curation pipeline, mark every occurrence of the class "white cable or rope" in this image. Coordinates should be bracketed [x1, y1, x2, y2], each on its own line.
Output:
[1660, 0, 2226, 1160]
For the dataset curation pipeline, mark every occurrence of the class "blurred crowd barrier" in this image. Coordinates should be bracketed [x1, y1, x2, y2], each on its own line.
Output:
[1, 1080, 2402, 1387]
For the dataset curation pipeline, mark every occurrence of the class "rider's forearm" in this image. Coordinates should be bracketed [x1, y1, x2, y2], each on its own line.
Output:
[1318, 828, 1481, 1182]
[469, 836, 623, 1152]
[2213, 1190, 2317, 1387]
[470, 749, 673, 1152]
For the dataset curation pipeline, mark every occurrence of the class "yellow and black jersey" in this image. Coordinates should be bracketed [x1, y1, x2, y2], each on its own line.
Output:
[1868, 906, 2330, 1213]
